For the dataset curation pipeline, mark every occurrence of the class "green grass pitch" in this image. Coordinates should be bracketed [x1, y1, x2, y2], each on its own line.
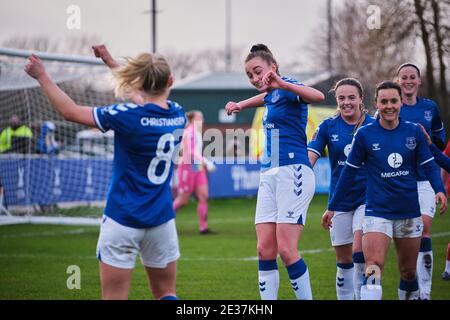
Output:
[0, 195, 449, 300]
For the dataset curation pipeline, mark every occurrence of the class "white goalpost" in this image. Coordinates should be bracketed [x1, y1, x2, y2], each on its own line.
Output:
[0, 47, 117, 226]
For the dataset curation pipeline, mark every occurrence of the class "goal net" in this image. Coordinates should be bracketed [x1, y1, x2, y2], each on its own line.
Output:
[0, 48, 118, 226]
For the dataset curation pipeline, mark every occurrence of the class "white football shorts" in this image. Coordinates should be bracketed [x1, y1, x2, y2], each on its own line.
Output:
[417, 181, 436, 218]
[330, 204, 365, 246]
[362, 216, 423, 239]
[255, 164, 315, 225]
[96, 216, 180, 269]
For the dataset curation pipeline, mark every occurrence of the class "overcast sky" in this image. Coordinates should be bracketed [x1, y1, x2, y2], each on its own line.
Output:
[0, 0, 327, 64]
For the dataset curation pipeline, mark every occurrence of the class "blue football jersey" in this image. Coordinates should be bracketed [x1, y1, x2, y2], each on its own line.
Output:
[308, 114, 375, 211]
[261, 77, 310, 170]
[93, 101, 186, 228]
[400, 97, 445, 181]
[346, 119, 434, 219]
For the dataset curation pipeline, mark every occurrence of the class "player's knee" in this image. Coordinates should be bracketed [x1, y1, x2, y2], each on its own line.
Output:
[257, 243, 277, 260]
[399, 266, 416, 281]
[277, 244, 297, 265]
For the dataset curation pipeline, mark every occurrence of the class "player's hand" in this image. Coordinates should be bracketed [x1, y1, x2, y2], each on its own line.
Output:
[436, 192, 448, 215]
[262, 70, 285, 89]
[24, 54, 47, 80]
[225, 101, 242, 115]
[418, 124, 432, 146]
[92, 44, 119, 69]
[321, 210, 334, 230]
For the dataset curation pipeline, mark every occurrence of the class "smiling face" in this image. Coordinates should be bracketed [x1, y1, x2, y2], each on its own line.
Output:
[398, 66, 421, 99]
[245, 57, 276, 92]
[335, 84, 363, 122]
[376, 88, 402, 126]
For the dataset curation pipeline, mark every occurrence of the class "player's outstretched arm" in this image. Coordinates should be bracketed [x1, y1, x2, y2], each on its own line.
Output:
[92, 44, 120, 69]
[262, 70, 325, 104]
[225, 93, 266, 115]
[24, 55, 95, 127]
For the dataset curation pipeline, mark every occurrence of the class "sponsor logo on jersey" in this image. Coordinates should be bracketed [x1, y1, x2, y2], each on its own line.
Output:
[372, 143, 380, 151]
[387, 153, 403, 169]
[331, 134, 339, 142]
[381, 152, 408, 178]
[338, 160, 346, 166]
[405, 137, 416, 150]
[344, 144, 352, 157]
[381, 170, 409, 178]
[424, 110, 432, 122]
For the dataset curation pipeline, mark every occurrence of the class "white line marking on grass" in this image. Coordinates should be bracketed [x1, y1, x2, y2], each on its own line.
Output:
[433, 231, 450, 238]
[238, 248, 334, 261]
[0, 253, 95, 260]
[0, 228, 91, 239]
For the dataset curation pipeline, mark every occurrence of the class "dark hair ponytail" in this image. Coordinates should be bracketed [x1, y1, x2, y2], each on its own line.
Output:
[245, 43, 279, 74]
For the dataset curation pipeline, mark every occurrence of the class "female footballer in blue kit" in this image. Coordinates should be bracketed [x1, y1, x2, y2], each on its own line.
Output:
[308, 78, 374, 300]
[325, 81, 447, 300]
[397, 63, 446, 300]
[25, 46, 185, 300]
[225, 44, 325, 300]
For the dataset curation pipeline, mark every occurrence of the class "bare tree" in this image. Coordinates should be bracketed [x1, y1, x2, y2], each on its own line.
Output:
[305, 0, 417, 110]
[430, 0, 450, 137]
[414, 0, 437, 98]
[163, 46, 245, 81]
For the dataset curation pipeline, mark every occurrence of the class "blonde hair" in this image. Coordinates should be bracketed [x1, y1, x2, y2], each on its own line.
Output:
[113, 53, 171, 98]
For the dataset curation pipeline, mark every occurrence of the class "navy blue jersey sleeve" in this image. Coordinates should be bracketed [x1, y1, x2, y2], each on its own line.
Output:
[93, 103, 139, 135]
[345, 130, 366, 168]
[416, 125, 435, 165]
[328, 165, 359, 211]
[328, 131, 365, 210]
[416, 126, 445, 194]
[307, 120, 328, 157]
[283, 78, 306, 104]
[430, 143, 450, 173]
[422, 160, 446, 194]
[431, 102, 445, 149]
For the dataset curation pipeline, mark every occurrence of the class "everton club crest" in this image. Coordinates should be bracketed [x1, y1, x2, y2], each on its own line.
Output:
[406, 137, 416, 150]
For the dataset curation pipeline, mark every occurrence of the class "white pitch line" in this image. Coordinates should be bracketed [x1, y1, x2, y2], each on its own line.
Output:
[0, 228, 92, 239]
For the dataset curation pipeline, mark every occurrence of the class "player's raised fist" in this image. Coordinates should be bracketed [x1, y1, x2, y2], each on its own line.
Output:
[24, 54, 46, 80]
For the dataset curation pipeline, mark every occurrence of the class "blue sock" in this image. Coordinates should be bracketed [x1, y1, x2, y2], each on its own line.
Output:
[258, 259, 279, 300]
[160, 295, 178, 300]
[286, 259, 312, 300]
[398, 278, 419, 300]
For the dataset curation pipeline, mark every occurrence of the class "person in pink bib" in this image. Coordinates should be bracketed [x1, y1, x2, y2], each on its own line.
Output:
[173, 110, 215, 234]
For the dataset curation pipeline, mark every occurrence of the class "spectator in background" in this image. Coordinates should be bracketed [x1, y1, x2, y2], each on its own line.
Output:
[0, 115, 33, 153]
[38, 121, 60, 154]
